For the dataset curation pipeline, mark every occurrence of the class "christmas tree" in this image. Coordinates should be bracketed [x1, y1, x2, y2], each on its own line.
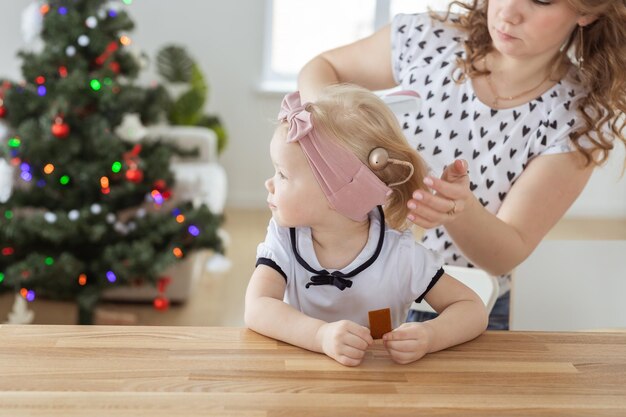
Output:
[0, 0, 224, 324]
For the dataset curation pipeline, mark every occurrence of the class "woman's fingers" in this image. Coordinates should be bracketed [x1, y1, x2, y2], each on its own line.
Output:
[441, 159, 469, 182]
[410, 189, 459, 215]
[423, 175, 468, 197]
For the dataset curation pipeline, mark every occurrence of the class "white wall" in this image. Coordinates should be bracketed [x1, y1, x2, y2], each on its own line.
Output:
[1, 1, 624, 217]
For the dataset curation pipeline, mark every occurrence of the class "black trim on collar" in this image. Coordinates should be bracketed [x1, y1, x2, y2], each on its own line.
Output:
[289, 206, 386, 291]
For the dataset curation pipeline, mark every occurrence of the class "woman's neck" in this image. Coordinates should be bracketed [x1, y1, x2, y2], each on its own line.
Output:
[477, 50, 570, 108]
[310, 216, 370, 270]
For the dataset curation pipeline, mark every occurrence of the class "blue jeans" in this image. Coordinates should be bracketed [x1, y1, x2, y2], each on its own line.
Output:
[406, 291, 510, 330]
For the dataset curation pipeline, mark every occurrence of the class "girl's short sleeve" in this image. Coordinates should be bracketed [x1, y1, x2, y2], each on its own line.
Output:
[396, 236, 444, 305]
[255, 218, 292, 282]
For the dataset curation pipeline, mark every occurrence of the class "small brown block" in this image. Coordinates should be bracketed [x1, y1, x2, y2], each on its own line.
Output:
[368, 308, 392, 339]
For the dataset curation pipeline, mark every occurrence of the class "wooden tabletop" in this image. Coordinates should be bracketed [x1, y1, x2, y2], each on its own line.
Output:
[1, 325, 625, 416]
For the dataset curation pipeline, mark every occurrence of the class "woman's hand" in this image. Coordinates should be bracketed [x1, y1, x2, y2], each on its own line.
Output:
[382, 322, 435, 364]
[316, 320, 374, 366]
[407, 159, 471, 229]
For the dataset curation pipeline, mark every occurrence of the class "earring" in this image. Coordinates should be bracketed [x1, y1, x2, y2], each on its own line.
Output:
[577, 25, 585, 72]
[368, 147, 414, 187]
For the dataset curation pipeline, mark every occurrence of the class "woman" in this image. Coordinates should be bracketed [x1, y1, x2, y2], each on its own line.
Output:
[297, 0, 626, 329]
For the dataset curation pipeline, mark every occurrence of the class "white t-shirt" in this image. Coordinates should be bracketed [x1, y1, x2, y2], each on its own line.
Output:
[391, 13, 587, 294]
[256, 208, 444, 329]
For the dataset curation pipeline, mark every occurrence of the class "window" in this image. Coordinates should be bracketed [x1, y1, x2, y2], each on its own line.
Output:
[261, 0, 457, 92]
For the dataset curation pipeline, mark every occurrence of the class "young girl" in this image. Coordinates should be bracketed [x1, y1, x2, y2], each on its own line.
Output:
[298, 0, 626, 329]
[245, 84, 488, 367]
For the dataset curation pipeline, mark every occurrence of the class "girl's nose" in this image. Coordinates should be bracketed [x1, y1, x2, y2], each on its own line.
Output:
[265, 178, 274, 193]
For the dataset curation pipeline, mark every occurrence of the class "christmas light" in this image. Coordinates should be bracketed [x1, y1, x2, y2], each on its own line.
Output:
[120, 35, 132, 46]
[8, 137, 21, 148]
[101, 187, 110, 195]
[58, 66, 68, 77]
[58, 7, 68, 15]
[36, 179, 46, 187]
[85, 16, 98, 28]
[106, 271, 117, 282]
[35, 76, 45, 84]
[37, 86, 47, 96]
[20, 172, 32, 182]
[175, 214, 185, 223]
[78, 274, 87, 286]
[77, 35, 90, 47]
[44, 257, 54, 266]
[43, 163, 54, 174]
[20, 288, 28, 298]
[0, 273, 4, 283]
[26, 290, 35, 302]
[90, 79, 102, 91]
[111, 161, 122, 173]
[68, 210, 79, 221]
[2, 247, 15, 256]
[108, 10, 117, 18]
[151, 190, 164, 205]
[40, 4, 50, 14]
[122, 0, 133, 5]
[59, 175, 70, 185]
[103, 77, 113, 86]
[188, 225, 200, 236]
[173, 247, 183, 258]
[100, 176, 109, 188]
[4, 210, 13, 219]
[20, 162, 31, 172]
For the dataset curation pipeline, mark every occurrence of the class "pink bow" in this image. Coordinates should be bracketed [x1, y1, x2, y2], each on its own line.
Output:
[277, 91, 313, 143]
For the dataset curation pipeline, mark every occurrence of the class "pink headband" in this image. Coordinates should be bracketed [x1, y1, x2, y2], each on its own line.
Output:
[278, 91, 391, 222]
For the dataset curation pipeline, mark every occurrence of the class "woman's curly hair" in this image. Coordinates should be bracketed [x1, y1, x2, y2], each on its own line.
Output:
[434, 0, 626, 166]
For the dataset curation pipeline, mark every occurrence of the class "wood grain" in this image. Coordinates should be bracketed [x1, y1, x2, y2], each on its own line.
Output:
[1, 325, 625, 416]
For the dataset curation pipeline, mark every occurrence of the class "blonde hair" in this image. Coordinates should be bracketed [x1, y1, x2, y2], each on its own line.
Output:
[435, 0, 626, 166]
[305, 84, 428, 230]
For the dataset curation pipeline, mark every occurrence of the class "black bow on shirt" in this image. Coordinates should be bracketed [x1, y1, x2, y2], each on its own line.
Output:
[305, 272, 353, 291]
[290, 206, 387, 293]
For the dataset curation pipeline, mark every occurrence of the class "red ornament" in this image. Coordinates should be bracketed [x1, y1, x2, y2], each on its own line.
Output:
[109, 62, 120, 74]
[153, 296, 170, 311]
[153, 179, 167, 191]
[123, 145, 144, 183]
[125, 168, 143, 183]
[51, 117, 70, 138]
[153, 276, 172, 311]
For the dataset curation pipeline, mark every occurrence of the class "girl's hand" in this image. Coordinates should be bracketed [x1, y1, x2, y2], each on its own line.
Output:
[317, 320, 374, 366]
[382, 322, 434, 364]
[407, 159, 471, 229]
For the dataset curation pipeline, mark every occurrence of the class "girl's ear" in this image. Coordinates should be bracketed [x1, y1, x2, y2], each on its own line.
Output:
[577, 15, 598, 27]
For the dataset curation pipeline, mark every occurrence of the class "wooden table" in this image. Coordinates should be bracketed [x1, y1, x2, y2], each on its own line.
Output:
[1, 325, 625, 416]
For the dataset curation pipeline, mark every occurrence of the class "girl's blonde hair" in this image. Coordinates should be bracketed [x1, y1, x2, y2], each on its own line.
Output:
[435, 0, 626, 166]
[306, 84, 428, 230]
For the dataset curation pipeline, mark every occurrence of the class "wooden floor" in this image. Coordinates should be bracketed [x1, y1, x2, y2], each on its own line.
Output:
[0, 208, 624, 326]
